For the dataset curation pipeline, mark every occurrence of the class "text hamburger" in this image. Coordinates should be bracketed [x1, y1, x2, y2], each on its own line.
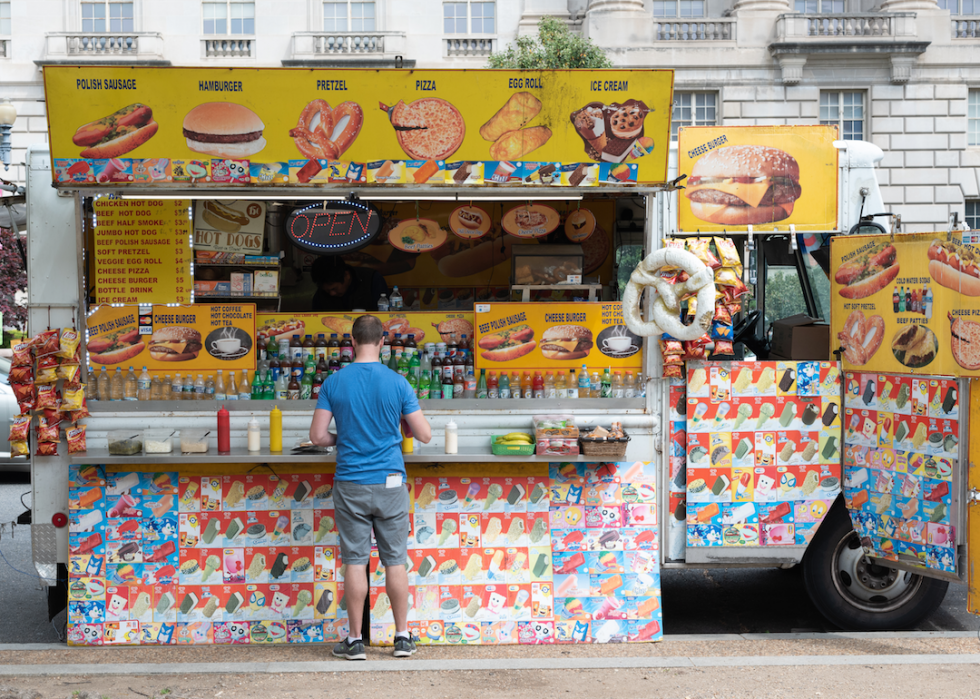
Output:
[183, 103, 267, 159]
[540, 325, 593, 361]
[148, 327, 203, 362]
[686, 145, 801, 225]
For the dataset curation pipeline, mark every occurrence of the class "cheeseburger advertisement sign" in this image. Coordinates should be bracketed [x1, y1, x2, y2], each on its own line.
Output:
[677, 125, 839, 232]
[43, 66, 673, 186]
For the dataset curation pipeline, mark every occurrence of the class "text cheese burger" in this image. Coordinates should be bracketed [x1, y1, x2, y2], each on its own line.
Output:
[149, 327, 203, 362]
[183, 102, 267, 159]
[540, 325, 593, 361]
[685, 145, 801, 225]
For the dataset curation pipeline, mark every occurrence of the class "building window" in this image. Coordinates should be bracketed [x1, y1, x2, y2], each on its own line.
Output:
[794, 0, 845, 11]
[937, 0, 980, 13]
[0, 2, 10, 35]
[966, 201, 980, 230]
[444, 2, 494, 33]
[653, 1, 705, 17]
[203, 1, 254, 35]
[820, 91, 864, 140]
[324, 2, 375, 32]
[672, 92, 717, 140]
[970, 90, 980, 147]
[81, 2, 133, 33]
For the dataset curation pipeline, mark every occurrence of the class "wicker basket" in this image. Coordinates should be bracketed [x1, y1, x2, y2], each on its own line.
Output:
[579, 432, 630, 457]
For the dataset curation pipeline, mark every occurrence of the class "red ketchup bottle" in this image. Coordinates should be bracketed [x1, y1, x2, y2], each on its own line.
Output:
[217, 405, 231, 453]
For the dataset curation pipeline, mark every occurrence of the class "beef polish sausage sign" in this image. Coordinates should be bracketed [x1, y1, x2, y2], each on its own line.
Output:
[286, 200, 382, 255]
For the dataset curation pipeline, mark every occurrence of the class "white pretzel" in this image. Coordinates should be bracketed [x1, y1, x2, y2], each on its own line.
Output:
[623, 248, 716, 341]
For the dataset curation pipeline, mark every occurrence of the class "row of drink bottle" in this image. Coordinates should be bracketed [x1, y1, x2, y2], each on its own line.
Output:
[90, 328, 646, 401]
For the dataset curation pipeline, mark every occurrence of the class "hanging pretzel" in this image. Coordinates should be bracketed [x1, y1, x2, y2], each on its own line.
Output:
[288, 99, 364, 159]
[622, 248, 716, 341]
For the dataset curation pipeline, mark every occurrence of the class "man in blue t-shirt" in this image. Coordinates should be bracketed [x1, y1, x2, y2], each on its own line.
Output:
[310, 314, 431, 660]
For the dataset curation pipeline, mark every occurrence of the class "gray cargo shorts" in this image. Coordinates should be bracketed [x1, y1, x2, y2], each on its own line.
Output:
[333, 480, 410, 566]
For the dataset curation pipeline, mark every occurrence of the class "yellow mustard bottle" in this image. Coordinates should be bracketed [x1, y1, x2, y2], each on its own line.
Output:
[270, 406, 283, 452]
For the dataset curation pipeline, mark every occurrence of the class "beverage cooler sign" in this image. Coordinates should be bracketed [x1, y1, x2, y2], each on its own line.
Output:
[831, 232, 980, 376]
[42, 66, 673, 187]
[676, 125, 839, 232]
[86, 304, 256, 373]
[473, 303, 642, 372]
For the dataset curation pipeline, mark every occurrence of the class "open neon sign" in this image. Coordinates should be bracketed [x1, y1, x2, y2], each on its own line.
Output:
[285, 201, 382, 254]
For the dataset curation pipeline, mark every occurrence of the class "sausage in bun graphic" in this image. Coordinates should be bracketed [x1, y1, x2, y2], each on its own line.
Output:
[685, 145, 801, 225]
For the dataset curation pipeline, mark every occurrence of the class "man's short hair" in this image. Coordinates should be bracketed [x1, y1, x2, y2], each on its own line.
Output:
[311, 256, 349, 286]
[352, 314, 383, 345]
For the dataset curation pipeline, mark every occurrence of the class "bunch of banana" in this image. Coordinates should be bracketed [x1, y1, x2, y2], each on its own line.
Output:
[496, 432, 533, 445]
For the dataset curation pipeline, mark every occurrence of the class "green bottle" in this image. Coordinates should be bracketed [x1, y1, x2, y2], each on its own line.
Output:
[429, 366, 442, 399]
[419, 370, 431, 399]
[601, 367, 613, 398]
[300, 369, 313, 400]
[251, 369, 263, 399]
[397, 350, 410, 378]
[388, 347, 399, 372]
[477, 368, 488, 399]
[262, 374, 275, 400]
[409, 348, 421, 383]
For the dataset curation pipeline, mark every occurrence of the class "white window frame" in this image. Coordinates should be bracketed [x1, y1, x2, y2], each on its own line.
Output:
[203, 1, 255, 36]
[444, 1, 495, 34]
[793, 0, 846, 12]
[322, 1, 376, 32]
[81, 1, 134, 33]
[671, 91, 717, 140]
[820, 90, 865, 141]
[937, 0, 980, 14]
[966, 200, 980, 230]
[969, 89, 980, 147]
[0, 1, 10, 36]
[653, 0, 705, 17]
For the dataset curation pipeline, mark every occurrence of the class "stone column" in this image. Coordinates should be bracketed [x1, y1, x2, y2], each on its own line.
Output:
[583, 0, 654, 46]
[518, 0, 572, 36]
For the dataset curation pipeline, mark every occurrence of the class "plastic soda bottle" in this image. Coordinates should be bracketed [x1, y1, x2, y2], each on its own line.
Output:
[487, 371, 499, 399]
[419, 370, 431, 399]
[522, 372, 533, 399]
[579, 365, 591, 396]
[194, 374, 206, 400]
[124, 366, 138, 401]
[429, 367, 442, 399]
[601, 368, 613, 398]
[137, 366, 152, 401]
[149, 374, 163, 401]
[567, 369, 579, 399]
[544, 371, 556, 399]
[612, 371, 624, 399]
[499, 372, 511, 399]
[624, 371, 636, 398]
[532, 372, 544, 399]
[169, 373, 181, 401]
[477, 368, 488, 399]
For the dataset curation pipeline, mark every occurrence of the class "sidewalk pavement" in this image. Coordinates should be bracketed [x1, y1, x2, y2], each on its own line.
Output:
[0, 632, 978, 698]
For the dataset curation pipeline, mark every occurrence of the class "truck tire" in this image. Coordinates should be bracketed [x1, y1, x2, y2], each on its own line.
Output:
[802, 501, 948, 630]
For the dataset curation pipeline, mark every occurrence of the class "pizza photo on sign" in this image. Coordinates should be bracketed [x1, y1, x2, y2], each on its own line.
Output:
[570, 99, 654, 164]
[380, 98, 465, 160]
[502, 204, 560, 239]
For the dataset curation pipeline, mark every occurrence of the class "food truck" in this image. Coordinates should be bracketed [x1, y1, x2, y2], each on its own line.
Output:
[22, 66, 972, 647]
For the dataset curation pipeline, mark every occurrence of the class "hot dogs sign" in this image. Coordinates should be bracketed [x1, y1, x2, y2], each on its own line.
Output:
[43, 67, 673, 187]
[831, 232, 980, 377]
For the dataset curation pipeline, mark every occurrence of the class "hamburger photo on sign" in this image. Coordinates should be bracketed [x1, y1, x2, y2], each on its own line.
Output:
[685, 145, 801, 226]
[183, 102, 267, 159]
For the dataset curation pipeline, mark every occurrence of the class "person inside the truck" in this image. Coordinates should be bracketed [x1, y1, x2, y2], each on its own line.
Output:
[310, 256, 388, 312]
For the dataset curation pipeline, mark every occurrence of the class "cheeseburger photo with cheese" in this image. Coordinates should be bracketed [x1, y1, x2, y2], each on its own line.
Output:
[685, 145, 801, 225]
[540, 325, 593, 361]
[148, 326, 203, 362]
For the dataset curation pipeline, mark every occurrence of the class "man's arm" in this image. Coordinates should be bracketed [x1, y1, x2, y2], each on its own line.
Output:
[309, 408, 336, 447]
[402, 409, 432, 444]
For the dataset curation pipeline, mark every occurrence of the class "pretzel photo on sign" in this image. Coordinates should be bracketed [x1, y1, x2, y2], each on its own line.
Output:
[622, 248, 716, 341]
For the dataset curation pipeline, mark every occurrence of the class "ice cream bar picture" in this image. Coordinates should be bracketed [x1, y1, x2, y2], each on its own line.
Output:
[270, 591, 289, 615]
[778, 402, 797, 428]
[555, 552, 586, 575]
[202, 518, 221, 545]
[862, 378, 876, 405]
[801, 402, 819, 426]
[486, 591, 506, 615]
[155, 591, 175, 615]
[729, 503, 755, 524]
[845, 467, 868, 488]
[711, 475, 730, 496]
[736, 471, 752, 497]
[942, 386, 957, 414]
[293, 481, 311, 503]
[270, 552, 289, 579]
[779, 369, 796, 392]
[179, 592, 199, 615]
[418, 555, 437, 578]
[822, 402, 839, 427]
[507, 484, 526, 506]
[760, 501, 791, 524]
[225, 591, 245, 614]
[73, 510, 104, 533]
[226, 517, 243, 541]
[734, 438, 752, 460]
[696, 503, 719, 522]
[107, 472, 140, 495]
[756, 474, 775, 495]
[316, 588, 334, 615]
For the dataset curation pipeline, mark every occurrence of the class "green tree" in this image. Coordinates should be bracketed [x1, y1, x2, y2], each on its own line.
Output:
[764, 269, 806, 328]
[487, 16, 613, 70]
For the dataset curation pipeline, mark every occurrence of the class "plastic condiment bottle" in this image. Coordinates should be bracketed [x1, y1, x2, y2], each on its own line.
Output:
[401, 420, 413, 453]
[217, 405, 230, 453]
[269, 406, 283, 452]
[445, 419, 458, 454]
[247, 417, 261, 452]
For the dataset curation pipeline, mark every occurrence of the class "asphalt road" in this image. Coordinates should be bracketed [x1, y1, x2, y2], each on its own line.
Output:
[0, 473, 976, 645]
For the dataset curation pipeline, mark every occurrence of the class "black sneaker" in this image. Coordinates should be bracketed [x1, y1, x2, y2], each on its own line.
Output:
[393, 634, 417, 658]
[332, 638, 366, 661]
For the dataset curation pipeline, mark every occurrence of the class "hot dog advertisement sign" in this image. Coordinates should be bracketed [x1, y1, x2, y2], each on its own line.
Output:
[831, 232, 980, 377]
[473, 302, 642, 372]
[86, 304, 256, 373]
[676, 125, 839, 232]
[194, 200, 266, 254]
[42, 66, 673, 187]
